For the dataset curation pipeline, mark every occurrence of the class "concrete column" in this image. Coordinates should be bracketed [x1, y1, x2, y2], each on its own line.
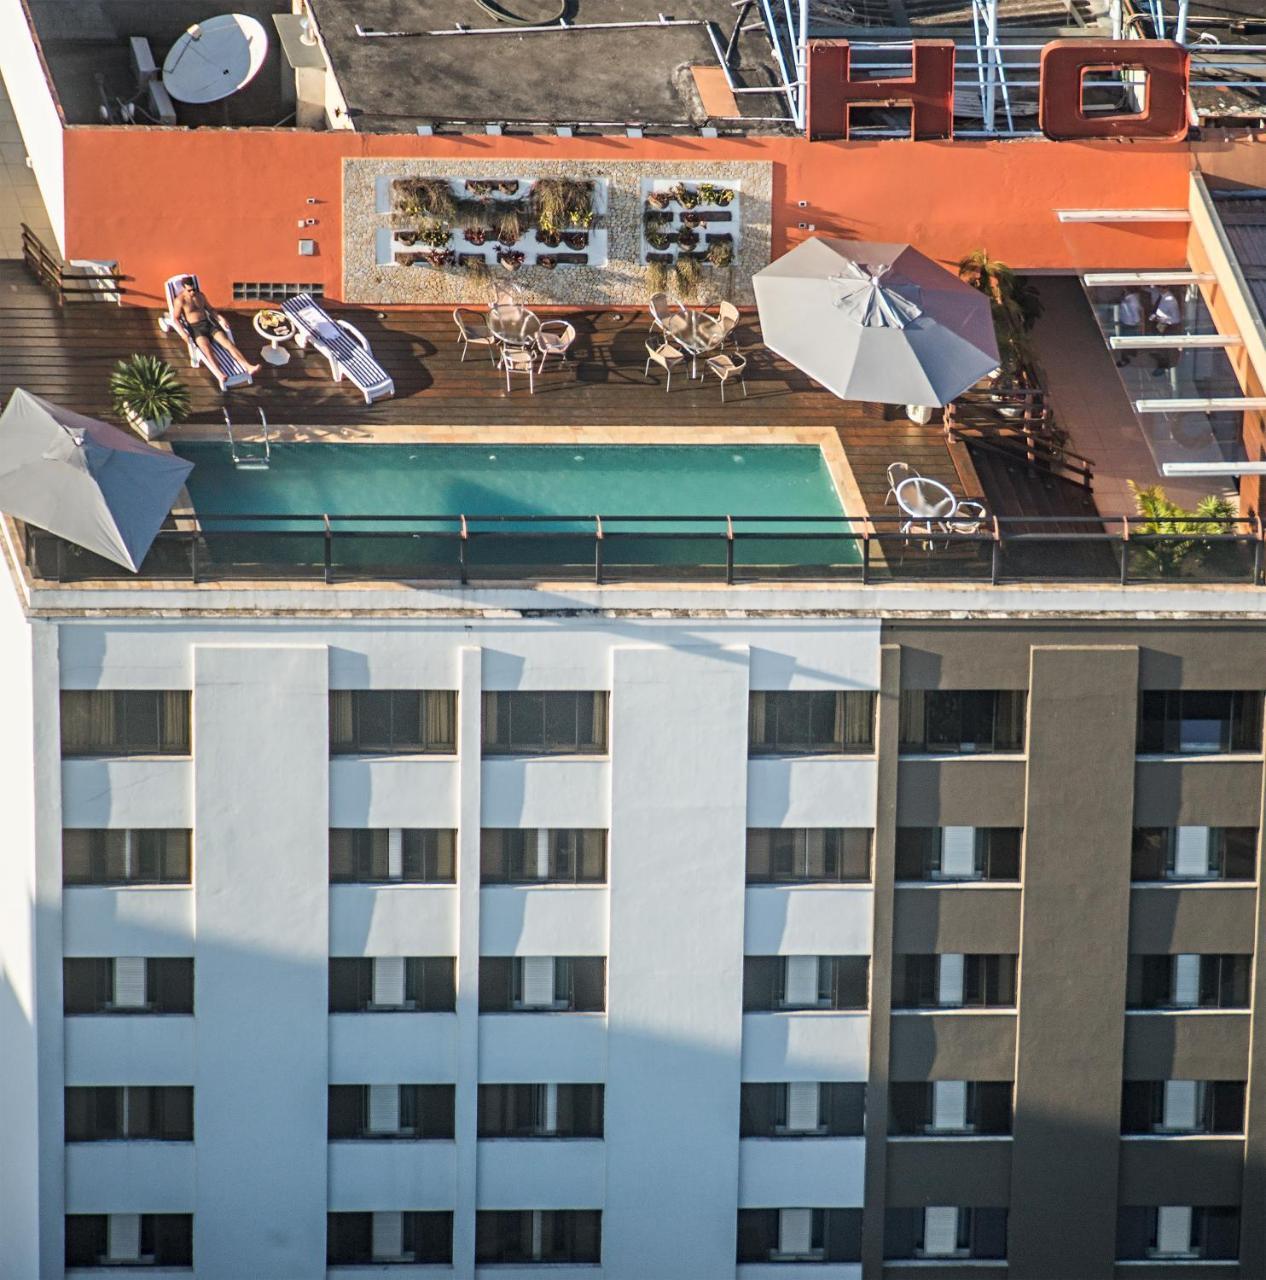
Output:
[1008, 646, 1139, 1280]
[603, 645, 750, 1280]
[192, 645, 329, 1277]
[453, 647, 481, 1278]
[862, 644, 901, 1278]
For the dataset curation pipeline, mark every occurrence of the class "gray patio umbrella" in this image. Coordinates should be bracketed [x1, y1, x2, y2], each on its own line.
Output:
[753, 238, 1000, 407]
[0, 388, 193, 571]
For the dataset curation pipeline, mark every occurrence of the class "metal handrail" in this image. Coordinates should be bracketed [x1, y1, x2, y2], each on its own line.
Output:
[20, 223, 125, 305]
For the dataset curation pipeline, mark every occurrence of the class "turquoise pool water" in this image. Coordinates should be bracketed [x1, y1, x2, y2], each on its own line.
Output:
[170, 443, 859, 576]
[175, 444, 845, 523]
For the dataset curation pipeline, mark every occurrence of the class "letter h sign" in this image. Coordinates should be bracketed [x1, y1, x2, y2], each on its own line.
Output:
[807, 40, 956, 141]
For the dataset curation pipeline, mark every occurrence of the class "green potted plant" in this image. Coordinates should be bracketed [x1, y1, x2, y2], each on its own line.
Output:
[706, 240, 733, 268]
[1127, 482, 1237, 578]
[109, 354, 189, 441]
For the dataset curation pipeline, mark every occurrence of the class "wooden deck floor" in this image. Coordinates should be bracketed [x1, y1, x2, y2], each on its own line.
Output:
[0, 264, 971, 517]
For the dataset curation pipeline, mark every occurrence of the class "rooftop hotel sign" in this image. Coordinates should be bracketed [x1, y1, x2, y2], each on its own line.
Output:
[807, 39, 1191, 142]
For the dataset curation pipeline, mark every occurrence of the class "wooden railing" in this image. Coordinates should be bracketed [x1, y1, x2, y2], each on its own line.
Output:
[21, 223, 124, 305]
[945, 387, 1095, 491]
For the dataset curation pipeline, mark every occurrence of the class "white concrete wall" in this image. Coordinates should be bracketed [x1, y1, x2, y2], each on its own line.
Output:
[0, 587, 47, 1279]
[64, 1143, 195, 1213]
[0, 0, 65, 249]
[25, 614, 885, 1278]
[192, 645, 330, 1277]
[604, 645, 751, 1280]
[737, 1137, 866, 1207]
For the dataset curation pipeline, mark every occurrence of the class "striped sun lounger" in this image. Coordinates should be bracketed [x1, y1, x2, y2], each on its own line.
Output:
[158, 274, 253, 391]
[281, 294, 394, 405]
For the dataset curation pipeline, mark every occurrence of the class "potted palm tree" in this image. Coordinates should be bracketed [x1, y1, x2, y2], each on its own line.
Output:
[109, 354, 190, 440]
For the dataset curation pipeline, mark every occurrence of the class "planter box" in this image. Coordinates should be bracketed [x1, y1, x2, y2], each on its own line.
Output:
[123, 405, 172, 442]
[639, 177, 742, 265]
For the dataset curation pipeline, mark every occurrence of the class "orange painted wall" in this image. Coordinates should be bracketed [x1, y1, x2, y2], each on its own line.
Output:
[63, 127, 1195, 307]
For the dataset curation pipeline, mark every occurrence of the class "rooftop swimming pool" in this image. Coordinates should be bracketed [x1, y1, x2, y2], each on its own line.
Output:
[161, 443, 861, 581]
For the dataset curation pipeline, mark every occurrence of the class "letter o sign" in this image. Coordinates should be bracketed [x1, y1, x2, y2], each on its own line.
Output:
[1039, 40, 1190, 141]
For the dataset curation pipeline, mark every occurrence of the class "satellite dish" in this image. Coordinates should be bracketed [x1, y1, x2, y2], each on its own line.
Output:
[162, 14, 269, 105]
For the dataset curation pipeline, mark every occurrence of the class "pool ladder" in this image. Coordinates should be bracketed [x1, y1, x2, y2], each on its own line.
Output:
[224, 407, 271, 470]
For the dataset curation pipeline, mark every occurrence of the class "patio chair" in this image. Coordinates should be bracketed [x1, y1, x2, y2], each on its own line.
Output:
[884, 461, 920, 507]
[944, 500, 988, 535]
[536, 320, 576, 373]
[502, 344, 536, 394]
[281, 294, 394, 405]
[644, 339, 685, 392]
[705, 351, 748, 402]
[649, 292, 688, 341]
[701, 300, 740, 348]
[158, 273, 253, 391]
[453, 308, 498, 365]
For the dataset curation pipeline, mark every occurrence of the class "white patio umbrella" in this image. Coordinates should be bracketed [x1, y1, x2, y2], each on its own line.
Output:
[0, 388, 193, 571]
[753, 238, 1000, 407]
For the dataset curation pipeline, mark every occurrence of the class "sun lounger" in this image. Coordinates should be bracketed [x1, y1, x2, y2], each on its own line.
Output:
[157, 274, 253, 391]
[281, 294, 394, 405]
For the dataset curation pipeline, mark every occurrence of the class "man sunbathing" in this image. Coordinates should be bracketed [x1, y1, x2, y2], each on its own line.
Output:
[170, 277, 261, 376]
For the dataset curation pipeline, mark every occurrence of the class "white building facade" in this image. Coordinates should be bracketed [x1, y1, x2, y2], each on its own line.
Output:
[0, 592, 879, 1280]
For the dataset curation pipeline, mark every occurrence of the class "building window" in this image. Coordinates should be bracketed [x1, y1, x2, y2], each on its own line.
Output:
[1137, 691, 1263, 755]
[1116, 1206, 1240, 1261]
[898, 690, 1026, 754]
[742, 956, 869, 1012]
[479, 957, 606, 1013]
[329, 829, 456, 883]
[328, 1085, 455, 1140]
[63, 958, 193, 1015]
[327, 1211, 452, 1265]
[891, 954, 1017, 1009]
[481, 829, 607, 884]
[884, 1207, 1008, 1260]
[748, 691, 875, 755]
[478, 1084, 604, 1138]
[746, 829, 871, 883]
[888, 1082, 1012, 1135]
[481, 691, 609, 755]
[1120, 1081, 1245, 1135]
[1130, 827, 1256, 882]
[740, 1083, 865, 1137]
[63, 830, 191, 886]
[65, 1087, 193, 1142]
[475, 1210, 602, 1265]
[60, 691, 190, 757]
[895, 828, 1021, 882]
[1125, 954, 1251, 1010]
[328, 957, 456, 1013]
[329, 691, 456, 755]
[65, 1214, 193, 1268]
[737, 1208, 862, 1264]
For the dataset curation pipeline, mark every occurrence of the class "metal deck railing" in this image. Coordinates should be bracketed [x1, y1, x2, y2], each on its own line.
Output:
[19, 513, 1266, 587]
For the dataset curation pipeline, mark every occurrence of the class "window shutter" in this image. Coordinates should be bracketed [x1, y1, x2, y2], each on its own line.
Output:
[1173, 955, 1200, 1007]
[937, 954, 965, 1006]
[1162, 1080, 1198, 1131]
[373, 957, 406, 1007]
[779, 1208, 813, 1256]
[536, 828, 550, 880]
[940, 827, 976, 877]
[784, 956, 819, 1007]
[388, 829, 403, 879]
[1155, 1206, 1193, 1257]
[107, 1213, 142, 1262]
[544, 1083, 559, 1134]
[372, 1210, 404, 1260]
[368, 1084, 400, 1134]
[923, 1207, 959, 1256]
[1174, 828, 1211, 878]
[785, 1082, 820, 1132]
[113, 957, 147, 1008]
[931, 1081, 968, 1131]
[520, 956, 555, 1008]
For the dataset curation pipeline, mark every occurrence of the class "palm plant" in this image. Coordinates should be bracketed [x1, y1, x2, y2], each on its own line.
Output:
[109, 354, 190, 426]
[1128, 482, 1237, 577]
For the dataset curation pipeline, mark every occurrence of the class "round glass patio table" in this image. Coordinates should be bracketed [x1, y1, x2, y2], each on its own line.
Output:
[895, 476, 957, 522]
[671, 313, 723, 377]
[488, 306, 541, 347]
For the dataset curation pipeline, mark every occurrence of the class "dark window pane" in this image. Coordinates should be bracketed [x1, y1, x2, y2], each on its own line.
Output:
[824, 1209, 863, 1263]
[329, 958, 372, 1012]
[737, 1209, 779, 1263]
[1116, 1207, 1154, 1262]
[1131, 829, 1170, 881]
[899, 691, 1026, 754]
[749, 691, 874, 755]
[327, 1213, 373, 1265]
[328, 1085, 363, 1139]
[406, 958, 456, 1012]
[1139, 691, 1262, 755]
[742, 957, 781, 1011]
[148, 959, 194, 1014]
[478, 958, 513, 1012]
[570, 958, 606, 1012]
[823, 1083, 866, 1136]
[1220, 829, 1257, 879]
[63, 959, 112, 1014]
[483, 692, 608, 755]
